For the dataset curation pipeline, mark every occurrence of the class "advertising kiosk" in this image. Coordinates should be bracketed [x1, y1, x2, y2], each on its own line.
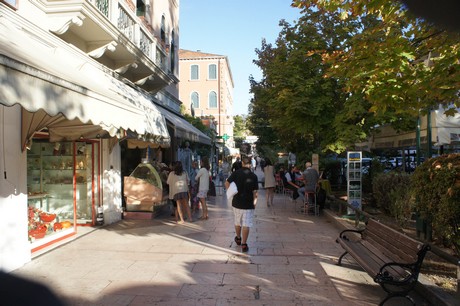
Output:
[347, 151, 362, 215]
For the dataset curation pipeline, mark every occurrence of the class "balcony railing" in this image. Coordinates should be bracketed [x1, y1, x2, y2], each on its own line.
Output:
[156, 47, 167, 72]
[117, 4, 135, 42]
[139, 28, 152, 57]
[94, 0, 109, 17]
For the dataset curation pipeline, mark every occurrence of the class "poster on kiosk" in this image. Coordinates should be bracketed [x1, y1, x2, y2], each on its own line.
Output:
[347, 151, 362, 215]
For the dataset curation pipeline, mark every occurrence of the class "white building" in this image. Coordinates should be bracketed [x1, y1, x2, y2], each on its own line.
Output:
[0, 0, 211, 272]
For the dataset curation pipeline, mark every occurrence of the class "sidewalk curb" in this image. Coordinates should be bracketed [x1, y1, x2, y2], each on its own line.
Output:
[323, 209, 457, 306]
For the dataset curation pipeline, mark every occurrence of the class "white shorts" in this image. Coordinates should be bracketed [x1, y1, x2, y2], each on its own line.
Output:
[233, 207, 254, 228]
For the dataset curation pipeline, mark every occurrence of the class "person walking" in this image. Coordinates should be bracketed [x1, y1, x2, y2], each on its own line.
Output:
[221, 159, 230, 189]
[167, 161, 192, 224]
[251, 156, 257, 172]
[196, 156, 210, 220]
[225, 156, 259, 252]
[167, 162, 178, 221]
[189, 161, 199, 214]
[263, 158, 276, 207]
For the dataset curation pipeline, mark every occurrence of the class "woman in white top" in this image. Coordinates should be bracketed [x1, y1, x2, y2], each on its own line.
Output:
[195, 157, 210, 220]
[263, 158, 276, 207]
[167, 161, 192, 224]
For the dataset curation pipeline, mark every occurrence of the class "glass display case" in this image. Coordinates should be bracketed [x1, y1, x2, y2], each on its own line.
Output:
[27, 141, 99, 242]
[124, 162, 163, 212]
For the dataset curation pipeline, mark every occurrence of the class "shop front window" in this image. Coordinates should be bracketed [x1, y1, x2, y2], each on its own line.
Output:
[27, 140, 100, 244]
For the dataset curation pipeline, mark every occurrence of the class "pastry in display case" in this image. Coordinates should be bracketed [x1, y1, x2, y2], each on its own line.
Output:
[27, 206, 73, 241]
[124, 161, 163, 212]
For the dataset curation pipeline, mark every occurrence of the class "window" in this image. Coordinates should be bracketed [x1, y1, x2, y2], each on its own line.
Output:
[208, 64, 217, 79]
[2, 0, 18, 8]
[191, 65, 199, 80]
[170, 30, 175, 72]
[209, 91, 217, 108]
[191, 92, 199, 109]
[136, 0, 146, 17]
[160, 15, 166, 43]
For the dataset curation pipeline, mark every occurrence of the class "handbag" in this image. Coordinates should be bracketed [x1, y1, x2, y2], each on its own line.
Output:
[226, 182, 238, 202]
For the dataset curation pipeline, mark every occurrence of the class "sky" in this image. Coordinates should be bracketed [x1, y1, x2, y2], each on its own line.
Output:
[179, 0, 302, 116]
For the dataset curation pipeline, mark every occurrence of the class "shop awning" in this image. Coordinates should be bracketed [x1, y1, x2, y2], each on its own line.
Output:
[224, 146, 240, 157]
[158, 107, 212, 145]
[0, 14, 170, 149]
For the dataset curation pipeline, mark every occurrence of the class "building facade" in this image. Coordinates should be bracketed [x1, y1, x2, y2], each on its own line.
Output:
[0, 0, 211, 272]
[178, 49, 235, 148]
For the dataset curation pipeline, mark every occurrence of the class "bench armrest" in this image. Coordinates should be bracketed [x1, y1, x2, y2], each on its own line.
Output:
[374, 261, 418, 285]
[338, 228, 364, 241]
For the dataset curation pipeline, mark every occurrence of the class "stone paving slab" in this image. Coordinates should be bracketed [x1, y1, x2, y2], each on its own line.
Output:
[12, 174, 433, 306]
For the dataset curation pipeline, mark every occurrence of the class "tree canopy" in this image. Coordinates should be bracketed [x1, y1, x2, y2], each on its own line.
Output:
[248, 0, 460, 155]
[292, 0, 460, 116]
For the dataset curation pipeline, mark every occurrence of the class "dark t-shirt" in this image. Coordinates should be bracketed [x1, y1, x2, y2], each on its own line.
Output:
[227, 167, 259, 209]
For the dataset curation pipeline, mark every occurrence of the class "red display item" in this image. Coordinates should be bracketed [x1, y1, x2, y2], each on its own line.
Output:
[29, 225, 47, 239]
[53, 222, 63, 231]
[28, 230, 45, 239]
[39, 213, 56, 223]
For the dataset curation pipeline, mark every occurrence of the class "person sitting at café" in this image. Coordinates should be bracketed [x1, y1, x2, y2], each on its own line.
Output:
[283, 165, 300, 200]
[298, 162, 319, 203]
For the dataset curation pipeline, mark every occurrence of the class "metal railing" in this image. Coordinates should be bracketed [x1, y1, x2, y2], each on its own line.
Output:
[94, 0, 109, 17]
[117, 5, 135, 42]
[139, 28, 152, 57]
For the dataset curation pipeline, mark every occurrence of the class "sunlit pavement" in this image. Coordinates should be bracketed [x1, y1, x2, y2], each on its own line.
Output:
[13, 167, 432, 306]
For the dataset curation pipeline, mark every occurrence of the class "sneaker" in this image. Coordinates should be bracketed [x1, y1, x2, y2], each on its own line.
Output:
[242, 243, 249, 252]
[234, 236, 242, 246]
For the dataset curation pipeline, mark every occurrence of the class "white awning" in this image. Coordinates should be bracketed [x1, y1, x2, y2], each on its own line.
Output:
[225, 146, 240, 156]
[158, 107, 211, 145]
[0, 14, 170, 148]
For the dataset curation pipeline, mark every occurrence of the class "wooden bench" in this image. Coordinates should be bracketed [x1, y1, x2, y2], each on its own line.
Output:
[336, 218, 431, 305]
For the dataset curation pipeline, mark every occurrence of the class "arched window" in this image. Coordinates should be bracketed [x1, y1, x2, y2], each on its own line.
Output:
[208, 64, 217, 79]
[191, 65, 199, 80]
[191, 92, 199, 109]
[209, 91, 217, 108]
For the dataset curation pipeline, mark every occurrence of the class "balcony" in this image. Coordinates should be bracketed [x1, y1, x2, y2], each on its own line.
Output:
[33, 0, 174, 92]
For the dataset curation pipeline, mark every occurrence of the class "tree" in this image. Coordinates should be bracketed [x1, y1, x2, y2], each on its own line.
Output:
[291, 0, 460, 116]
[249, 1, 460, 156]
[183, 113, 212, 136]
[249, 8, 364, 154]
[232, 114, 247, 150]
[233, 115, 247, 138]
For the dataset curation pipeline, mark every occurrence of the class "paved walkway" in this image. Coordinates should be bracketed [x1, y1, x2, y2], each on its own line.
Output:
[13, 168, 431, 305]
